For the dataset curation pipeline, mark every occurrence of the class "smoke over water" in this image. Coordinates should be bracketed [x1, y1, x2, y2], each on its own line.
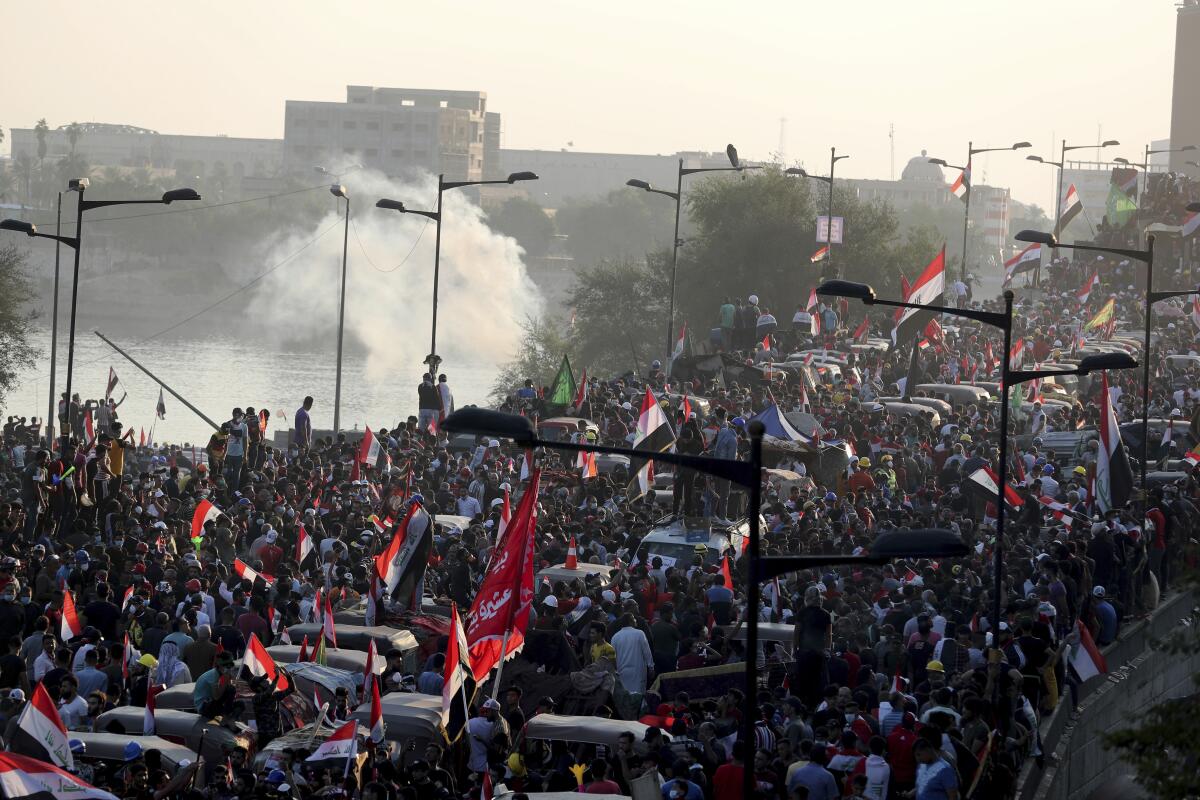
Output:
[246, 170, 543, 387]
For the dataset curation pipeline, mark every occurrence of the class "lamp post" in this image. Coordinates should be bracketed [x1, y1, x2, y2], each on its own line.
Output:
[1027, 139, 1118, 241]
[785, 146, 849, 278]
[1017, 226, 1155, 513]
[440, 406, 764, 798]
[817, 279, 1137, 643]
[929, 141, 1030, 280]
[627, 144, 761, 359]
[2, 182, 200, 448]
[330, 184, 350, 434]
[377, 171, 538, 376]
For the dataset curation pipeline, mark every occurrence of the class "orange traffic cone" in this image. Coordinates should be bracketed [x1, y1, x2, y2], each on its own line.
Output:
[565, 536, 578, 569]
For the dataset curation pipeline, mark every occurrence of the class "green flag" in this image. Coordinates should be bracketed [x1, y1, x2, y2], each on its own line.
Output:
[1106, 183, 1137, 226]
[547, 354, 576, 406]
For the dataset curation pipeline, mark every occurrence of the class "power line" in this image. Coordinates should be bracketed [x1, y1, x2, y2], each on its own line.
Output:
[81, 218, 343, 362]
[23, 184, 329, 229]
[350, 217, 429, 273]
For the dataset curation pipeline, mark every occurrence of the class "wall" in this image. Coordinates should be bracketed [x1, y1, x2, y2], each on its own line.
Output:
[1018, 590, 1199, 800]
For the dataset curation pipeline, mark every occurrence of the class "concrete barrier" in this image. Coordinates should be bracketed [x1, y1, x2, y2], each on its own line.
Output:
[1017, 590, 1199, 800]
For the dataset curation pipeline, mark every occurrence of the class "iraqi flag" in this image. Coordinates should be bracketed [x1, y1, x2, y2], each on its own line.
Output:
[1182, 210, 1200, 238]
[810, 245, 829, 263]
[296, 523, 314, 566]
[1191, 296, 1200, 331]
[233, 558, 274, 587]
[104, 368, 119, 403]
[1054, 184, 1084, 237]
[966, 466, 1025, 508]
[305, 719, 359, 773]
[144, 684, 163, 736]
[358, 427, 381, 467]
[0, 751, 120, 800]
[1069, 619, 1107, 682]
[1077, 272, 1100, 304]
[156, 388, 166, 420]
[852, 317, 869, 343]
[11, 684, 73, 770]
[805, 287, 818, 312]
[1004, 243, 1041, 285]
[191, 499, 222, 541]
[365, 675, 385, 744]
[892, 246, 946, 347]
[627, 387, 676, 500]
[323, 597, 337, 647]
[375, 502, 433, 610]
[441, 604, 476, 743]
[670, 323, 687, 367]
[1095, 371, 1134, 513]
[573, 368, 589, 409]
[950, 159, 971, 202]
[1162, 418, 1175, 448]
[138, 427, 145, 448]
[60, 590, 81, 642]
[242, 633, 290, 691]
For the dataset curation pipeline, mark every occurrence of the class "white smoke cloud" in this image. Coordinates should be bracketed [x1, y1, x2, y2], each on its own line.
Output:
[246, 169, 543, 385]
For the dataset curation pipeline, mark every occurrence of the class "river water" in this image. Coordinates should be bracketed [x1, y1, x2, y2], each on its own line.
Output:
[5, 327, 501, 446]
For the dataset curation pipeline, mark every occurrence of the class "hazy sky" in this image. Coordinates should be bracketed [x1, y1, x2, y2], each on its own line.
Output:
[2, 0, 1181, 210]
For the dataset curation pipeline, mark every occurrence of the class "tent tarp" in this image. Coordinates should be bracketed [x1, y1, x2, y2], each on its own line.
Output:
[347, 692, 442, 742]
[523, 714, 671, 747]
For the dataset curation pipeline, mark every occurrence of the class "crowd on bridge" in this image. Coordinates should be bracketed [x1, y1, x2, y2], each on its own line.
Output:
[0, 241, 1198, 800]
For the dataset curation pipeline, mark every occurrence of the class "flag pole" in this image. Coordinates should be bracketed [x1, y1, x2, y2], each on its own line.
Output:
[93, 330, 221, 431]
[489, 629, 512, 699]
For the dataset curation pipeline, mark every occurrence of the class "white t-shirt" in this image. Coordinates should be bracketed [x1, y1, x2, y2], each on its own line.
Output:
[58, 694, 89, 730]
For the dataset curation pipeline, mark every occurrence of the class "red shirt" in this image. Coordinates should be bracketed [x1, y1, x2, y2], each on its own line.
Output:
[712, 763, 744, 800]
[1147, 508, 1167, 549]
[886, 727, 918, 783]
[582, 780, 621, 794]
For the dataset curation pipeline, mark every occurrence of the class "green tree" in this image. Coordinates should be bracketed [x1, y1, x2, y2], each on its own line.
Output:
[569, 253, 669, 375]
[555, 188, 674, 268]
[1102, 549, 1200, 799]
[490, 314, 575, 402]
[0, 245, 38, 409]
[33, 119, 49, 165]
[486, 197, 555, 259]
[677, 168, 940, 328]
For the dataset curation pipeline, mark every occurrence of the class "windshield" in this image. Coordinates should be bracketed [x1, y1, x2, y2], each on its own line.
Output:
[639, 540, 715, 567]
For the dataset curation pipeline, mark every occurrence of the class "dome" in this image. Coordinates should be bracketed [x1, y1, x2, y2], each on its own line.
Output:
[901, 150, 947, 183]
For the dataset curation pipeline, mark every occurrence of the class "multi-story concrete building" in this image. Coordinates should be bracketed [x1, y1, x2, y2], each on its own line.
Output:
[283, 86, 492, 182]
[1170, 0, 1200, 176]
[7, 122, 283, 184]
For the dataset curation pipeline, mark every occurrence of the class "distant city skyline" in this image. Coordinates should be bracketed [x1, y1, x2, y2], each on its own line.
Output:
[2, 0, 1182, 211]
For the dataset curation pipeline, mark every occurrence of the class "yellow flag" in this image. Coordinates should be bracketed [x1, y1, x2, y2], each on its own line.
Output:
[1084, 297, 1115, 331]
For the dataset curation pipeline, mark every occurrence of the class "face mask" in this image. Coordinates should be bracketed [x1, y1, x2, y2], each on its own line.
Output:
[845, 713, 855, 722]
[20, 597, 30, 606]
[0, 595, 12, 603]
[115, 540, 124, 548]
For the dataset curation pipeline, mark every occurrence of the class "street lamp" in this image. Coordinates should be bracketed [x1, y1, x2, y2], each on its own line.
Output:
[928, 141, 1030, 280]
[785, 146, 849, 278]
[330, 184, 350, 434]
[441, 406, 764, 797]
[1017, 227, 1157, 510]
[377, 170, 538, 376]
[818, 278, 1138, 644]
[1027, 141, 1118, 244]
[627, 144, 761, 361]
[1, 181, 200, 448]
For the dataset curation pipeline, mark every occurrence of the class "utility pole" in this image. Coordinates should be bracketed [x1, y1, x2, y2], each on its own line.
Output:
[889, 123, 895, 181]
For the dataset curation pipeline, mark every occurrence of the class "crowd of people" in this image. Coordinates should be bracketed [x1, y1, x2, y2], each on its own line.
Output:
[0, 242, 1196, 800]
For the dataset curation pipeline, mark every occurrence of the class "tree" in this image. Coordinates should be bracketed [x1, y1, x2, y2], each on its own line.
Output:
[65, 122, 82, 156]
[1102, 548, 1200, 799]
[568, 253, 670, 375]
[486, 197, 555, 259]
[34, 119, 49, 165]
[555, 188, 674, 269]
[677, 168, 941, 331]
[490, 314, 575, 403]
[0, 245, 38, 410]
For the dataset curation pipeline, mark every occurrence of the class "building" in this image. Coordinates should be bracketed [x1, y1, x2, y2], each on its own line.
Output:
[847, 151, 1011, 255]
[1170, 1, 1200, 175]
[283, 86, 492, 182]
[7, 122, 283, 185]
[497, 148, 743, 208]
